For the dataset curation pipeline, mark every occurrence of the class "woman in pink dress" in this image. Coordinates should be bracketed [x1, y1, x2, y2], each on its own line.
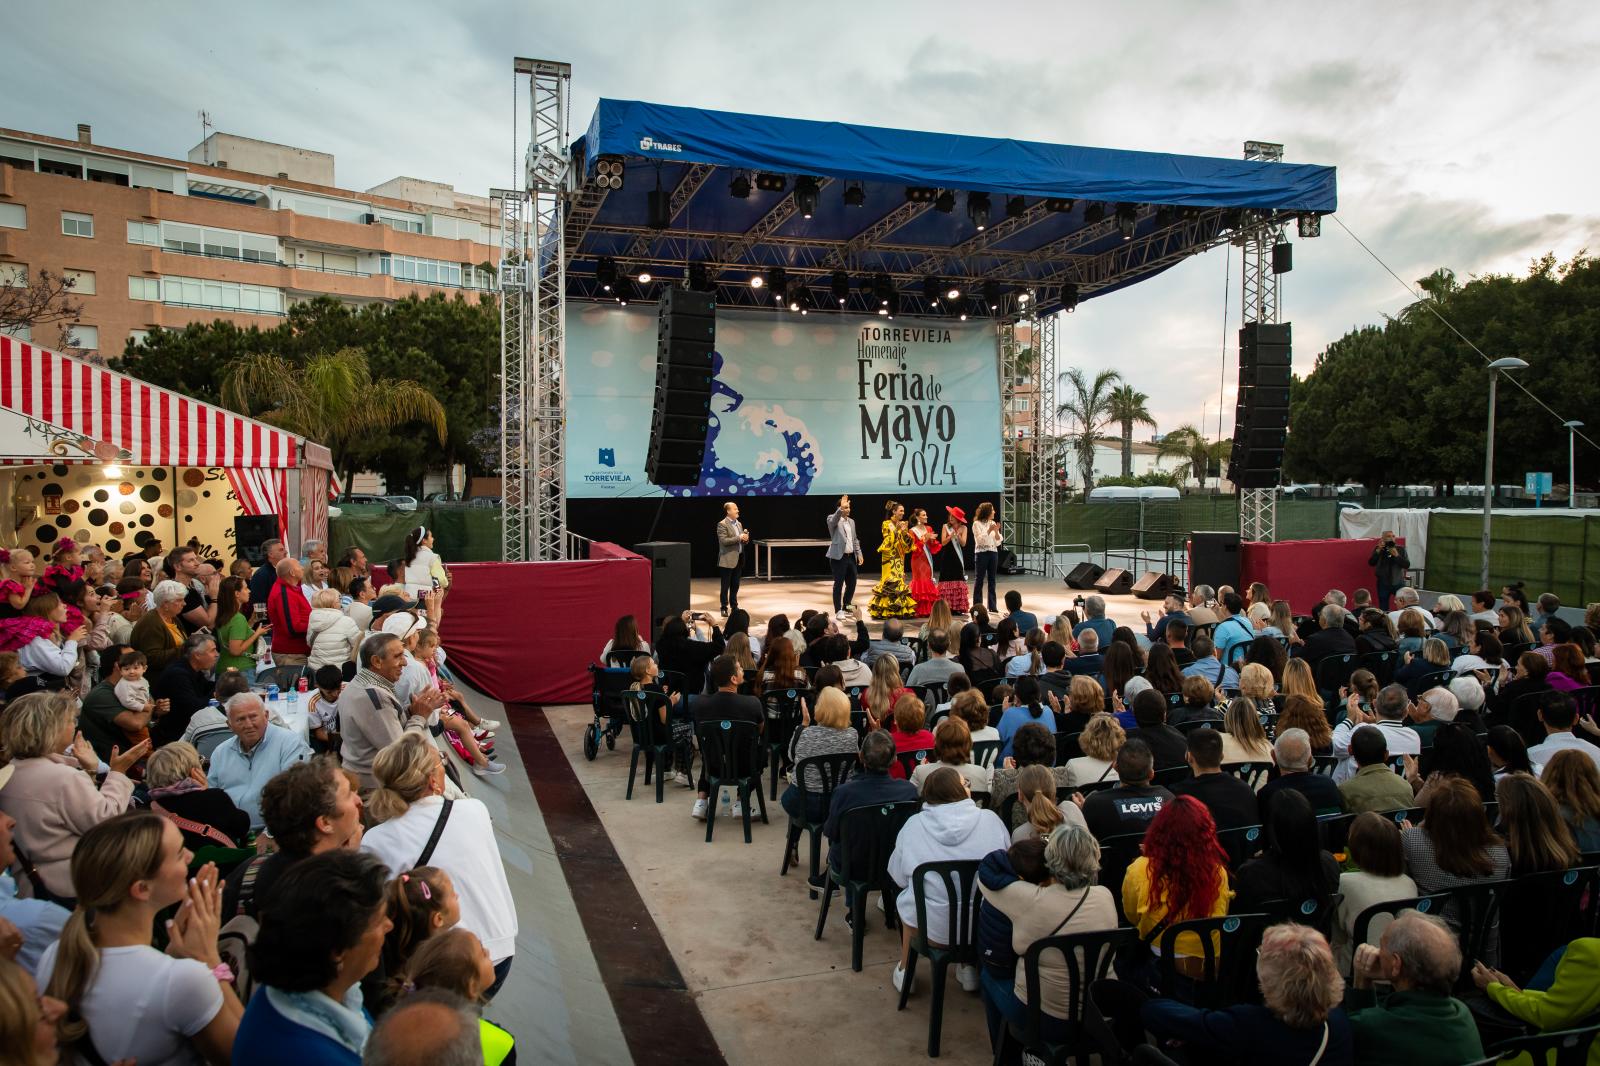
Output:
[907, 508, 941, 618]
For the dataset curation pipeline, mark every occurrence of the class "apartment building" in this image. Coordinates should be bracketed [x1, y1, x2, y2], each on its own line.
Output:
[0, 124, 499, 358]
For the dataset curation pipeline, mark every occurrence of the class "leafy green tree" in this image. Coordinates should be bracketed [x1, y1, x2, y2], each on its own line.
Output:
[1108, 384, 1156, 478]
[1056, 368, 1122, 495]
[1157, 424, 1230, 488]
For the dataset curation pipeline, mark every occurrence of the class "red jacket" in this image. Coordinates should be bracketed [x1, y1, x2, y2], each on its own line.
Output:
[266, 579, 312, 655]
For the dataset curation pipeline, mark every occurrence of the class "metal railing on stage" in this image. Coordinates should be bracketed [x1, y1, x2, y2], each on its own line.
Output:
[1044, 544, 1094, 582]
[1100, 527, 1190, 589]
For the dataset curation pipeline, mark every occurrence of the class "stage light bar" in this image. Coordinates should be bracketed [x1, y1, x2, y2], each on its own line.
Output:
[688, 262, 713, 292]
[934, 190, 956, 213]
[615, 278, 633, 306]
[1083, 202, 1106, 224]
[832, 270, 850, 305]
[636, 271, 653, 284]
[842, 181, 865, 208]
[1298, 213, 1322, 238]
[905, 186, 936, 203]
[1017, 291, 1031, 306]
[1116, 203, 1138, 240]
[595, 257, 617, 293]
[1062, 283, 1079, 312]
[922, 276, 942, 307]
[873, 273, 894, 307]
[983, 281, 1001, 312]
[755, 172, 787, 193]
[1006, 195, 1027, 218]
[768, 267, 788, 303]
[794, 177, 820, 219]
[595, 155, 625, 190]
[729, 173, 751, 199]
[946, 284, 962, 300]
[1044, 197, 1075, 213]
[967, 192, 990, 231]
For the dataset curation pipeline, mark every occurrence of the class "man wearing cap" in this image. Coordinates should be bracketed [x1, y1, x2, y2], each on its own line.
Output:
[825, 495, 864, 615]
[266, 557, 312, 687]
[339, 628, 454, 791]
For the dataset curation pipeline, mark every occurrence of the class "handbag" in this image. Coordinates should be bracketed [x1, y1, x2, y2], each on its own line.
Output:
[9, 839, 75, 908]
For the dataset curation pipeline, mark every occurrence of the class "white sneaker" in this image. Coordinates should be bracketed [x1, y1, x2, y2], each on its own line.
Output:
[691, 798, 708, 820]
[473, 760, 506, 777]
[730, 800, 744, 818]
[877, 894, 886, 914]
[473, 728, 495, 741]
[674, 772, 691, 788]
[893, 963, 913, 995]
[956, 963, 979, 992]
[477, 718, 501, 731]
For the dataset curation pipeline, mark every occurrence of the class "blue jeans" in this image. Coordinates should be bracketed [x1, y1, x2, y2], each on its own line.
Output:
[780, 784, 828, 823]
[981, 966, 1073, 1051]
[485, 955, 513, 1000]
[973, 551, 999, 611]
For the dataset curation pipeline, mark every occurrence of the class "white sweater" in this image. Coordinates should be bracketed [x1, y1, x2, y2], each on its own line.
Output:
[306, 607, 362, 669]
[888, 799, 1011, 944]
[361, 795, 518, 963]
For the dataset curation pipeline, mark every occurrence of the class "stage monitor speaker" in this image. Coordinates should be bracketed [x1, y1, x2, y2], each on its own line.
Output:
[1093, 568, 1133, 595]
[997, 548, 1021, 575]
[1189, 531, 1240, 589]
[1064, 562, 1104, 589]
[1132, 572, 1176, 600]
[633, 541, 690, 626]
[233, 514, 280, 566]
[646, 289, 717, 487]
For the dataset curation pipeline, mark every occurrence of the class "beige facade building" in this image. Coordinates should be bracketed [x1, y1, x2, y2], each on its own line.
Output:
[0, 124, 499, 358]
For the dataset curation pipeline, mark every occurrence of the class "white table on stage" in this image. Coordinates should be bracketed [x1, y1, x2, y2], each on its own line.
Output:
[753, 538, 833, 580]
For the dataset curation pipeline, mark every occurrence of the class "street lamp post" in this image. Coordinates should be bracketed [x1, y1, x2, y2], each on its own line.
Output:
[1564, 420, 1584, 508]
[1481, 357, 1530, 588]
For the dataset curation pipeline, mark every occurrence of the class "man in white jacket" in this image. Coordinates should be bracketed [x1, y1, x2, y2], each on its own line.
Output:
[888, 765, 1011, 995]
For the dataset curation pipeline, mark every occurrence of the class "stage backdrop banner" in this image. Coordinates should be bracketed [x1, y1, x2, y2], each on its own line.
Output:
[566, 306, 1003, 498]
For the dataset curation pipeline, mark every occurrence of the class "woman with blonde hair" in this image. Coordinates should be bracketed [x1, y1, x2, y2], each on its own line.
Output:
[1237, 662, 1277, 718]
[0, 953, 69, 1066]
[1496, 773, 1579, 875]
[1010, 763, 1075, 841]
[361, 732, 519, 994]
[1277, 693, 1334, 755]
[1065, 713, 1124, 786]
[865, 651, 907, 727]
[781, 686, 861, 831]
[1220, 696, 1274, 765]
[38, 811, 242, 1064]
[1141, 922, 1352, 1060]
[918, 598, 954, 644]
[1280, 658, 1320, 705]
[725, 632, 759, 676]
[1062, 674, 1105, 732]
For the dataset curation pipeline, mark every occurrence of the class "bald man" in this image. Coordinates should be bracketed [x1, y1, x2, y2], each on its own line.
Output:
[363, 990, 482, 1066]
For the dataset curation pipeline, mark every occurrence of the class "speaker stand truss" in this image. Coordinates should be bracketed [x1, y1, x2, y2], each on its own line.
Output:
[1238, 140, 1285, 544]
[999, 297, 1058, 574]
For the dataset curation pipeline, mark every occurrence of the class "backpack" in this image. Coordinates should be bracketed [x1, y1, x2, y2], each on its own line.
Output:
[216, 912, 259, 1005]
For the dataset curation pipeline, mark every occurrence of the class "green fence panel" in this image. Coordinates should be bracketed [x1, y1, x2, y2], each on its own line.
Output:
[1044, 497, 1338, 554]
[1423, 511, 1593, 602]
[329, 506, 505, 566]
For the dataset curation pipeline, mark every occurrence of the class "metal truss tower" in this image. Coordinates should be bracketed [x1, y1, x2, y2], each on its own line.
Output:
[1239, 140, 1285, 543]
[499, 58, 572, 562]
[999, 296, 1058, 574]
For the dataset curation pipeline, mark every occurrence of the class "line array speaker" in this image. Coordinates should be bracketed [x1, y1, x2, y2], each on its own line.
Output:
[1093, 568, 1133, 595]
[646, 288, 716, 487]
[1230, 321, 1292, 489]
[1063, 562, 1104, 590]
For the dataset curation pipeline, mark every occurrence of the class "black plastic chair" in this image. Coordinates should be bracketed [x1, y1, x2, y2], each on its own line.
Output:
[972, 739, 1001, 769]
[1499, 866, 1598, 983]
[1056, 731, 1084, 764]
[1310, 755, 1341, 777]
[907, 636, 927, 662]
[1465, 1020, 1600, 1066]
[1259, 893, 1342, 937]
[1151, 765, 1192, 789]
[993, 929, 1136, 1066]
[1213, 823, 1264, 868]
[1358, 650, 1397, 686]
[780, 753, 857, 895]
[1097, 832, 1149, 923]
[1406, 668, 1455, 698]
[1313, 653, 1357, 694]
[621, 689, 675, 803]
[1173, 718, 1221, 735]
[1156, 913, 1271, 1008]
[814, 799, 920, 971]
[1388, 805, 1426, 827]
[1316, 812, 1358, 853]
[762, 686, 813, 800]
[915, 683, 951, 713]
[605, 648, 646, 669]
[896, 747, 933, 781]
[694, 718, 769, 843]
[1223, 762, 1272, 790]
[1350, 891, 1456, 952]
[896, 859, 982, 1057]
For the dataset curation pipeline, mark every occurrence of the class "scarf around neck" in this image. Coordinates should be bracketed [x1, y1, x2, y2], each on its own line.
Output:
[265, 985, 371, 1056]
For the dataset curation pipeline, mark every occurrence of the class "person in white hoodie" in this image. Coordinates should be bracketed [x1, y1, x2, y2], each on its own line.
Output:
[306, 588, 362, 672]
[888, 765, 1011, 995]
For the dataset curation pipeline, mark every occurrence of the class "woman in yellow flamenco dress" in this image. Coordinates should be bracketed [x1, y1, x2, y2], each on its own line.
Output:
[869, 500, 916, 620]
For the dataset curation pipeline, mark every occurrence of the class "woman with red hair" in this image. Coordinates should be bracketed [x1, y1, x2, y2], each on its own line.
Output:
[1120, 795, 1234, 989]
[1547, 643, 1590, 692]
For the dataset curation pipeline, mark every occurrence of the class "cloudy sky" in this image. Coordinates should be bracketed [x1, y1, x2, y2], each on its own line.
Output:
[6, 0, 1597, 438]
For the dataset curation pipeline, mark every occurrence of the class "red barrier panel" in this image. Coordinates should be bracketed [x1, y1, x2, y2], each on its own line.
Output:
[1240, 537, 1392, 615]
[439, 546, 650, 705]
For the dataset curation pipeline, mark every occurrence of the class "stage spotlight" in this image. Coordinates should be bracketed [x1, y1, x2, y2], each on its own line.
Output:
[831, 270, 850, 305]
[873, 273, 894, 307]
[883, 290, 899, 319]
[595, 257, 617, 293]
[596, 155, 626, 190]
[1006, 195, 1027, 218]
[615, 278, 633, 306]
[1083, 202, 1106, 224]
[1116, 203, 1137, 240]
[1017, 291, 1031, 306]
[905, 186, 936, 203]
[967, 192, 991, 231]
[749, 271, 765, 290]
[934, 190, 956, 213]
[1044, 197, 1075, 213]
[794, 177, 820, 219]
[945, 283, 962, 300]
[1061, 283, 1079, 312]
[1298, 213, 1322, 238]
[842, 181, 866, 207]
[768, 267, 787, 302]
[794, 287, 813, 315]
[688, 262, 713, 292]
[983, 281, 1001, 312]
[636, 270, 653, 284]
[922, 276, 942, 306]
[755, 172, 787, 193]
[729, 173, 752, 199]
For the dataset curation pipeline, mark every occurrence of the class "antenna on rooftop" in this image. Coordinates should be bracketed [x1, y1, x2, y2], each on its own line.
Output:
[199, 111, 213, 161]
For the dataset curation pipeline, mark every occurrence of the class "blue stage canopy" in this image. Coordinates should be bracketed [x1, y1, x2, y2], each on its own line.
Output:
[562, 98, 1336, 317]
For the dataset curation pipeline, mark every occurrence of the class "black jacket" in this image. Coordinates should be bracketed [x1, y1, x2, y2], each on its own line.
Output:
[1295, 626, 1358, 663]
[1130, 724, 1188, 770]
[1369, 541, 1411, 587]
[150, 787, 253, 851]
[1170, 771, 1259, 834]
[151, 658, 213, 746]
[1257, 772, 1344, 822]
[1357, 630, 1398, 656]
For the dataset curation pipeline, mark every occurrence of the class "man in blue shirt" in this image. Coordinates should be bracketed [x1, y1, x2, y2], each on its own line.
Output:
[208, 692, 312, 829]
[821, 731, 917, 891]
[1072, 595, 1116, 649]
[1003, 590, 1039, 637]
[1211, 592, 1255, 667]
[1181, 634, 1240, 690]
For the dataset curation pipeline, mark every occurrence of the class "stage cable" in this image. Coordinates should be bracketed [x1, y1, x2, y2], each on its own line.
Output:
[1331, 214, 1598, 453]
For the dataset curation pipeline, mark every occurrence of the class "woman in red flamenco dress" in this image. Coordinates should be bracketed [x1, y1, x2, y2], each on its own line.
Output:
[907, 508, 941, 618]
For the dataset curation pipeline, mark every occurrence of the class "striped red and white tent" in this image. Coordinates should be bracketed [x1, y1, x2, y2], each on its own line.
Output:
[0, 336, 334, 542]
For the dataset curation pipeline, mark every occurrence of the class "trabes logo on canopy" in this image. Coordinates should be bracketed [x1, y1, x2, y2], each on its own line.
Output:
[639, 136, 683, 153]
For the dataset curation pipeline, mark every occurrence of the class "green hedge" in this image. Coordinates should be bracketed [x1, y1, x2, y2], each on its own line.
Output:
[1423, 511, 1598, 603]
[329, 506, 504, 565]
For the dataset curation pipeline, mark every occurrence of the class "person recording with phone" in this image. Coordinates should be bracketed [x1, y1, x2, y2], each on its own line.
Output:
[1368, 531, 1411, 612]
[657, 610, 725, 695]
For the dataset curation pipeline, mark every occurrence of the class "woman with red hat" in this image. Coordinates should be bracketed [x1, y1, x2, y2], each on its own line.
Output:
[936, 506, 970, 614]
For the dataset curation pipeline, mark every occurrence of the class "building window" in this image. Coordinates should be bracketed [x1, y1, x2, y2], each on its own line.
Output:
[127, 220, 160, 245]
[0, 203, 25, 229]
[3, 325, 31, 341]
[1012, 398, 1030, 412]
[64, 269, 96, 295]
[127, 329, 151, 347]
[161, 274, 284, 315]
[128, 276, 161, 301]
[1, 264, 25, 288]
[377, 215, 424, 234]
[157, 222, 277, 263]
[66, 324, 98, 350]
[379, 253, 462, 288]
[61, 212, 94, 238]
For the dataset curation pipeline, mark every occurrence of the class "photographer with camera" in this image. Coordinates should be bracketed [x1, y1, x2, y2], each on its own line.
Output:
[1368, 531, 1411, 612]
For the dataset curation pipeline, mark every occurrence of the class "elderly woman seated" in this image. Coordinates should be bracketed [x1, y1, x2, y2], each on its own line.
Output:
[911, 716, 990, 795]
[143, 740, 254, 852]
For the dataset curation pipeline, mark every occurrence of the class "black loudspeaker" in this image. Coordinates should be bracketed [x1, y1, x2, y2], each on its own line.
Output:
[1272, 241, 1293, 275]
[233, 514, 280, 565]
[633, 541, 691, 626]
[1132, 572, 1175, 600]
[1064, 562, 1104, 589]
[1189, 531, 1241, 590]
[1232, 322, 1292, 489]
[646, 289, 716, 487]
[997, 548, 1021, 575]
[1093, 568, 1133, 595]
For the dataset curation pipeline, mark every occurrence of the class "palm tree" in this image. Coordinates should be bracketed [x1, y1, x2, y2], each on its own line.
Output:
[222, 347, 447, 494]
[1056, 368, 1122, 495]
[1158, 424, 1229, 488]
[1108, 385, 1156, 478]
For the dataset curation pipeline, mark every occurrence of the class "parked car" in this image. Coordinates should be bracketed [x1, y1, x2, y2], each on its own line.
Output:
[424, 491, 467, 504]
[468, 496, 502, 509]
[384, 495, 419, 512]
[339, 493, 403, 512]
